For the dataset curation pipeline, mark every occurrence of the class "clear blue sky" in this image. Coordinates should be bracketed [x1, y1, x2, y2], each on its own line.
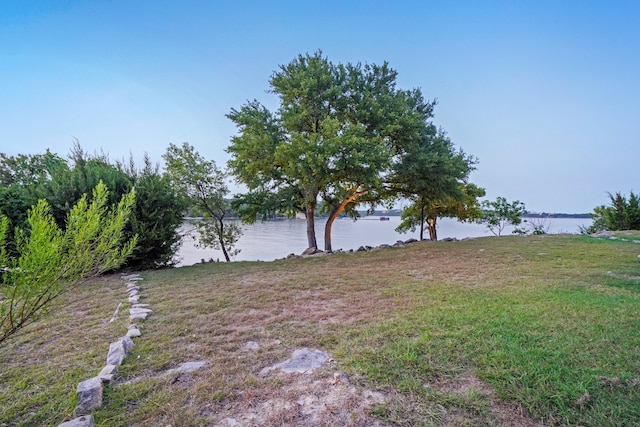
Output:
[1, 0, 638, 213]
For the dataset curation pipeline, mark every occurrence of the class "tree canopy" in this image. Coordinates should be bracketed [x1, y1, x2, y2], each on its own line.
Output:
[164, 143, 241, 262]
[227, 51, 452, 252]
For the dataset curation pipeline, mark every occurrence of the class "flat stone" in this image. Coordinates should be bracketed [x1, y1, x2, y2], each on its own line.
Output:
[98, 364, 118, 383]
[129, 307, 152, 315]
[126, 285, 140, 292]
[128, 295, 140, 304]
[75, 377, 103, 414]
[128, 323, 138, 330]
[107, 341, 126, 366]
[132, 303, 150, 308]
[57, 415, 95, 427]
[130, 312, 148, 321]
[128, 289, 139, 296]
[126, 328, 141, 338]
[260, 348, 329, 375]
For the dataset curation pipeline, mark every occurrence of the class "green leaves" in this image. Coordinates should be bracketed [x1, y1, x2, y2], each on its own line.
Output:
[0, 180, 136, 345]
[163, 143, 241, 262]
[480, 197, 528, 236]
[227, 51, 441, 250]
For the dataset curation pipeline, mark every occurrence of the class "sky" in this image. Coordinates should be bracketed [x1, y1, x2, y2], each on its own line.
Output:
[1, 1, 638, 214]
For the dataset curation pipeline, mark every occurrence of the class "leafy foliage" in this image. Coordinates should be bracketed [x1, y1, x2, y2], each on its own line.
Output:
[164, 143, 241, 262]
[0, 181, 136, 345]
[120, 155, 186, 269]
[397, 183, 486, 241]
[227, 51, 445, 251]
[479, 197, 527, 236]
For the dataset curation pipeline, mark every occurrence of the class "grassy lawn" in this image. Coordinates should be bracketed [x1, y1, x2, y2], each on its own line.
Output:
[1, 234, 639, 426]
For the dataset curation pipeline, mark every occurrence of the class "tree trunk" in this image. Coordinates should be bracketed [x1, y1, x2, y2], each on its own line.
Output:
[324, 188, 367, 252]
[427, 215, 438, 241]
[217, 217, 231, 262]
[305, 206, 318, 249]
[419, 203, 425, 241]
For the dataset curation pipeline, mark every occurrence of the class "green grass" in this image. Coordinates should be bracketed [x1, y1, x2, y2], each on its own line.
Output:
[1, 234, 640, 426]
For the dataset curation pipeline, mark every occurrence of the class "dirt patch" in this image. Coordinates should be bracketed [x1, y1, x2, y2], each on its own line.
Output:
[207, 365, 388, 427]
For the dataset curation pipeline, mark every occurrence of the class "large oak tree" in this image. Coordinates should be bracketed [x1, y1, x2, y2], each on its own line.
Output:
[227, 51, 434, 251]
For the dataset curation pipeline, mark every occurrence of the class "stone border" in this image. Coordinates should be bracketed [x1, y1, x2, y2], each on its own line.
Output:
[58, 273, 151, 427]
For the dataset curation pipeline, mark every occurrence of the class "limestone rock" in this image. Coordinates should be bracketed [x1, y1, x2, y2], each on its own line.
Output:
[122, 336, 134, 353]
[260, 348, 329, 375]
[404, 238, 418, 244]
[75, 377, 103, 414]
[128, 295, 140, 304]
[107, 340, 126, 366]
[126, 285, 140, 292]
[57, 415, 95, 427]
[98, 364, 118, 383]
[301, 247, 323, 256]
[130, 307, 152, 315]
[130, 312, 148, 321]
[126, 328, 141, 338]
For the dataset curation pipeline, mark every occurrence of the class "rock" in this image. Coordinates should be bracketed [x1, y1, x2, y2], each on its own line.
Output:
[394, 240, 405, 246]
[260, 348, 329, 375]
[130, 312, 148, 321]
[128, 289, 139, 297]
[126, 285, 140, 292]
[286, 253, 299, 259]
[58, 415, 95, 427]
[128, 295, 140, 304]
[441, 237, 458, 242]
[637, 255, 640, 262]
[75, 377, 103, 414]
[376, 244, 391, 249]
[404, 238, 418, 244]
[107, 340, 127, 366]
[121, 336, 134, 353]
[356, 246, 367, 252]
[225, 418, 241, 426]
[126, 328, 141, 338]
[301, 247, 323, 256]
[132, 303, 150, 308]
[365, 245, 373, 251]
[129, 307, 152, 315]
[98, 364, 118, 383]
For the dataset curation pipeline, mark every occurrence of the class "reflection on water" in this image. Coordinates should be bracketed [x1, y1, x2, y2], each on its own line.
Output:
[175, 216, 592, 266]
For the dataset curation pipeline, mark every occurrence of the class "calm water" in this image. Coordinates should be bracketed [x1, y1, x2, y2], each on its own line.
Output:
[176, 216, 592, 266]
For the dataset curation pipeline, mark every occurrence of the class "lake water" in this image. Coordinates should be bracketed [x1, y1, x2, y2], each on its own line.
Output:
[176, 216, 592, 266]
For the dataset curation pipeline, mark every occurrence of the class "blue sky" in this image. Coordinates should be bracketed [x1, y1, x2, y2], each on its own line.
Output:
[1, 1, 638, 213]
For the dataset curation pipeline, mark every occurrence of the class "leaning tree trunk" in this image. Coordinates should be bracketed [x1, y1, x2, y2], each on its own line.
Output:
[305, 206, 318, 249]
[419, 204, 426, 241]
[217, 217, 231, 262]
[427, 216, 438, 241]
[324, 188, 367, 252]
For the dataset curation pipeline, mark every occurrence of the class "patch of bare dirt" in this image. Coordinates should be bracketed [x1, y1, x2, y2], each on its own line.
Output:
[207, 356, 389, 427]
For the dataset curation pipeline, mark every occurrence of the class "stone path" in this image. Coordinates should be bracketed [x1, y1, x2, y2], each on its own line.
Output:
[58, 273, 151, 427]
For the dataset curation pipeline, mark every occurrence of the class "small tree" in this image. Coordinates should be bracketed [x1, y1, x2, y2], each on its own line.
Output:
[0, 181, 136, 345]
[397, 183, 485, 241]
[163, 143, 241, 262]
[479, 197, 527, 236]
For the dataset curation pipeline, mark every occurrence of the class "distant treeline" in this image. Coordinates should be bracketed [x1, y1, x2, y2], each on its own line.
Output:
[524, 213, 591, 219]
